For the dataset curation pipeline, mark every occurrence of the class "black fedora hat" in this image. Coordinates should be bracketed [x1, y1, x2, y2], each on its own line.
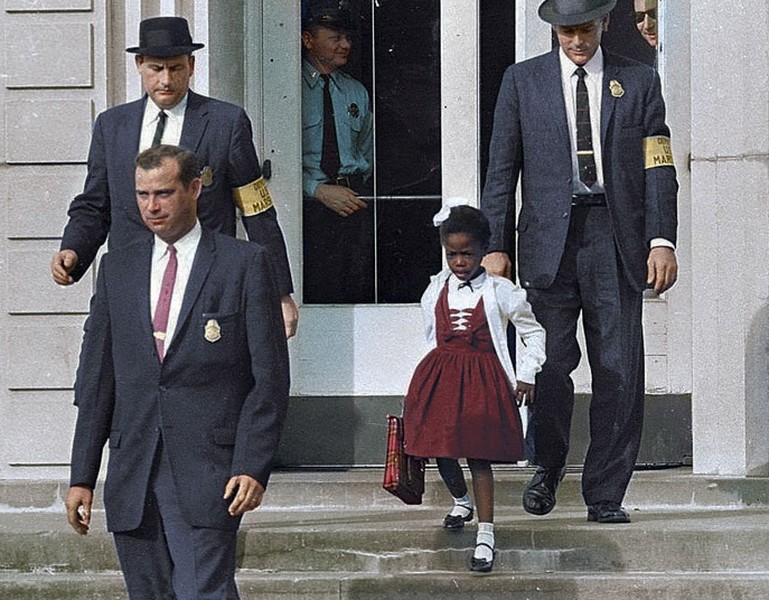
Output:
[302, 0, 353, 31]
[538, 0, 616, 26]
[126, 17, 205, 57]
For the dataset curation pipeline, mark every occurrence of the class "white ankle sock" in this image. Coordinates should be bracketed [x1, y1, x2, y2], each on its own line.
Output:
[449, 493, 473, 517]
[474, 522, 495, 562]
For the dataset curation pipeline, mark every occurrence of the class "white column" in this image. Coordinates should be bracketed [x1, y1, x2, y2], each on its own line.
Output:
[690, 2, 769, 475]
[516, 1, 551, 60]
[441, 0, 481, 204]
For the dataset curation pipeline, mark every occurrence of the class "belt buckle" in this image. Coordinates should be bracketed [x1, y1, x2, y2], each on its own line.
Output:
[335, 176, 351, 188]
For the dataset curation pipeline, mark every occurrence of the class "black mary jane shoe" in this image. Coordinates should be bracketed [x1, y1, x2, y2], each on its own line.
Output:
[469, 542, 495, 573]
[443, 508, 474, 530]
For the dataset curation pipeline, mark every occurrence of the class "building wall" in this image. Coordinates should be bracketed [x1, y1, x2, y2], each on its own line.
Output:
[1, 0, 107, 479]
[0, 0, 696, 479]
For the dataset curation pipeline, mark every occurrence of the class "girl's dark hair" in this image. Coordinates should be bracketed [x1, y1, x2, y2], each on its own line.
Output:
[439, 205, 491, 248]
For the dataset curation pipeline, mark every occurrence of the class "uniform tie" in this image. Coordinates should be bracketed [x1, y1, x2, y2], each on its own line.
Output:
[153, 244, 177, 362]
[151, 110, 167, 147]
[320, 74, 341, 179]
[575, 67, 597, 188]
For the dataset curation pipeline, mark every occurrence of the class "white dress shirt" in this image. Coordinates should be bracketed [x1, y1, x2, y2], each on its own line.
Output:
[139, 93, 188, 151]
[559, 48, 673, 250]
[559, 47, 605, 195]
[447, 271, 487, 331]
[150, 222, 201, 347]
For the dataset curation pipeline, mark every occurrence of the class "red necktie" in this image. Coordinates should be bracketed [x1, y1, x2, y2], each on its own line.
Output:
[153, 245, 177, 362]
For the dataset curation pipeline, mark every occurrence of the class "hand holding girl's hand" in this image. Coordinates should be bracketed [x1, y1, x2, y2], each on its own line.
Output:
[514, 381, 535, 406]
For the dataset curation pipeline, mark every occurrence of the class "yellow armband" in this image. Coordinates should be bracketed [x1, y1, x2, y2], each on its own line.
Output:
[643, 136, 675, 169]
[233, 177, 274, 216]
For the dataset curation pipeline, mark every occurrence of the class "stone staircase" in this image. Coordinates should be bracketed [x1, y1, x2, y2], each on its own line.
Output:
[3, 467, 769, 599]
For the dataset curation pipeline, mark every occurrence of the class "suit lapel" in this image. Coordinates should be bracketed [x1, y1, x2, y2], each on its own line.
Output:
[121, 97, 145, 162]
[166, 228, 216, 357]
[544, 49, 570, 148]
[179, 91, 209, 153]
[600, 53, 621, 145]
[118, 238, 155, 351]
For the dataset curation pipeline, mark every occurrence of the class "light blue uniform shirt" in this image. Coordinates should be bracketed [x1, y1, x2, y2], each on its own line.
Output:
[302, 59, 373, 198]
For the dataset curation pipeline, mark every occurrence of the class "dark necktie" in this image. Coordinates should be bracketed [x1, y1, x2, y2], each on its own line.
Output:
[153, 245, 177, 362]
[458, 280, 474, 292]
[575, 67, 597, 188]
[151, 110, 167, 147]
[320, 74, 341, 179]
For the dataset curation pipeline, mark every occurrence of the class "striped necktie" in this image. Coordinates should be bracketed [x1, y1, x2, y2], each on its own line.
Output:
[575, 67, 597, 188]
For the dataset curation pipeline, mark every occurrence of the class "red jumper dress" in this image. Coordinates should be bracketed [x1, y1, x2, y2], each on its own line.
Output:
[403, 281, 524, 462]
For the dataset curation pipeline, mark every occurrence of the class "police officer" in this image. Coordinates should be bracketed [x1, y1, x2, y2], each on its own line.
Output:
[302, 0, 375, 304]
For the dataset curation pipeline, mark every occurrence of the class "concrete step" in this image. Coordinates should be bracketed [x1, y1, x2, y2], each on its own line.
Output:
[2, 503, 769, 574]
[4, 570, 769, 600]
[4, 468, 769, 598]
[3, 467, 769, 512]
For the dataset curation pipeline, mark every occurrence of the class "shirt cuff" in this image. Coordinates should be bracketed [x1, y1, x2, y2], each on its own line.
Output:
[650, 238, 675, 250]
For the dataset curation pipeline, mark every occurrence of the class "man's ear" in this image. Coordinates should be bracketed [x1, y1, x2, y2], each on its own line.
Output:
[190, 177, 203, 201]
[301, 30, 314, 51]
[602, 14, 611, 32]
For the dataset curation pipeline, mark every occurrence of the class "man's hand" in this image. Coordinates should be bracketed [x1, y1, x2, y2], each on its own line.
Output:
[481, 251, 512, 280]
[65, 485, 93, 535]
[515, 381, 535, 407]
[280, 295, 299, 339]
[314, 184, 367, 217]
[51, 250, 79, 286]
[647, 246, 678, 295]
[223, 475, 265, 517]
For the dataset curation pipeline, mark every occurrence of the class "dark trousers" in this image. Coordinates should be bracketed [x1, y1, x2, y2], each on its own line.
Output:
[112, 440, 240, 600]
[302, 196, 375, 304]
[525, 206, 644, 506]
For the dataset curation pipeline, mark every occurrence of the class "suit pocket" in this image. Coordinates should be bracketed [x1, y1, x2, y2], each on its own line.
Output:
[108, 431, 122, 449]
[200, 311, 238, 342]
[195, 311, 243, 367]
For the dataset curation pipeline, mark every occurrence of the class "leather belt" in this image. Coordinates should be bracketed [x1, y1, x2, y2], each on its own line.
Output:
[571, 193, 606, 207]
[329, 174, 365, 189]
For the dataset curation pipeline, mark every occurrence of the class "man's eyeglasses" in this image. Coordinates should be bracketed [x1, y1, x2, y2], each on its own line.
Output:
[634, 8, 657, 23]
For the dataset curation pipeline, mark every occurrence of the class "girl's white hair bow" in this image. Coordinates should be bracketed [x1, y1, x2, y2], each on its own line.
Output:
[432, 197, 470, 227]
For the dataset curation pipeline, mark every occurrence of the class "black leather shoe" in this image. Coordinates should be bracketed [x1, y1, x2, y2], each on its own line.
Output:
[522, 466, 566, 516]
[443, 508, 474, 530]
[469, 542, 495, 573]
[587, 502, 631, 523]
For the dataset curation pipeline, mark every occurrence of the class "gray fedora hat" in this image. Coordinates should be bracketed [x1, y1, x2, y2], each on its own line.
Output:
[538, 0, 616, 26]
[126, 17, 205, 57]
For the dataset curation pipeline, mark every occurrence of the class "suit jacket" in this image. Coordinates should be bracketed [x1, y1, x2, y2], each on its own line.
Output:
[482, 48, 678, 292]
[69, 228, 290, 533]
[61, 91, 294, 295]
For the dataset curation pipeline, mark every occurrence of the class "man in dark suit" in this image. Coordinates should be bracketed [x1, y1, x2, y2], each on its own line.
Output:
[65, 145, 289, 599]
[50, 16, 298, 337]
[481, 0, 678, 523]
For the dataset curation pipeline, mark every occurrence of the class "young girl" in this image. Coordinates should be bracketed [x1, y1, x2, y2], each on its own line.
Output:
[403, 201, 546, 573]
